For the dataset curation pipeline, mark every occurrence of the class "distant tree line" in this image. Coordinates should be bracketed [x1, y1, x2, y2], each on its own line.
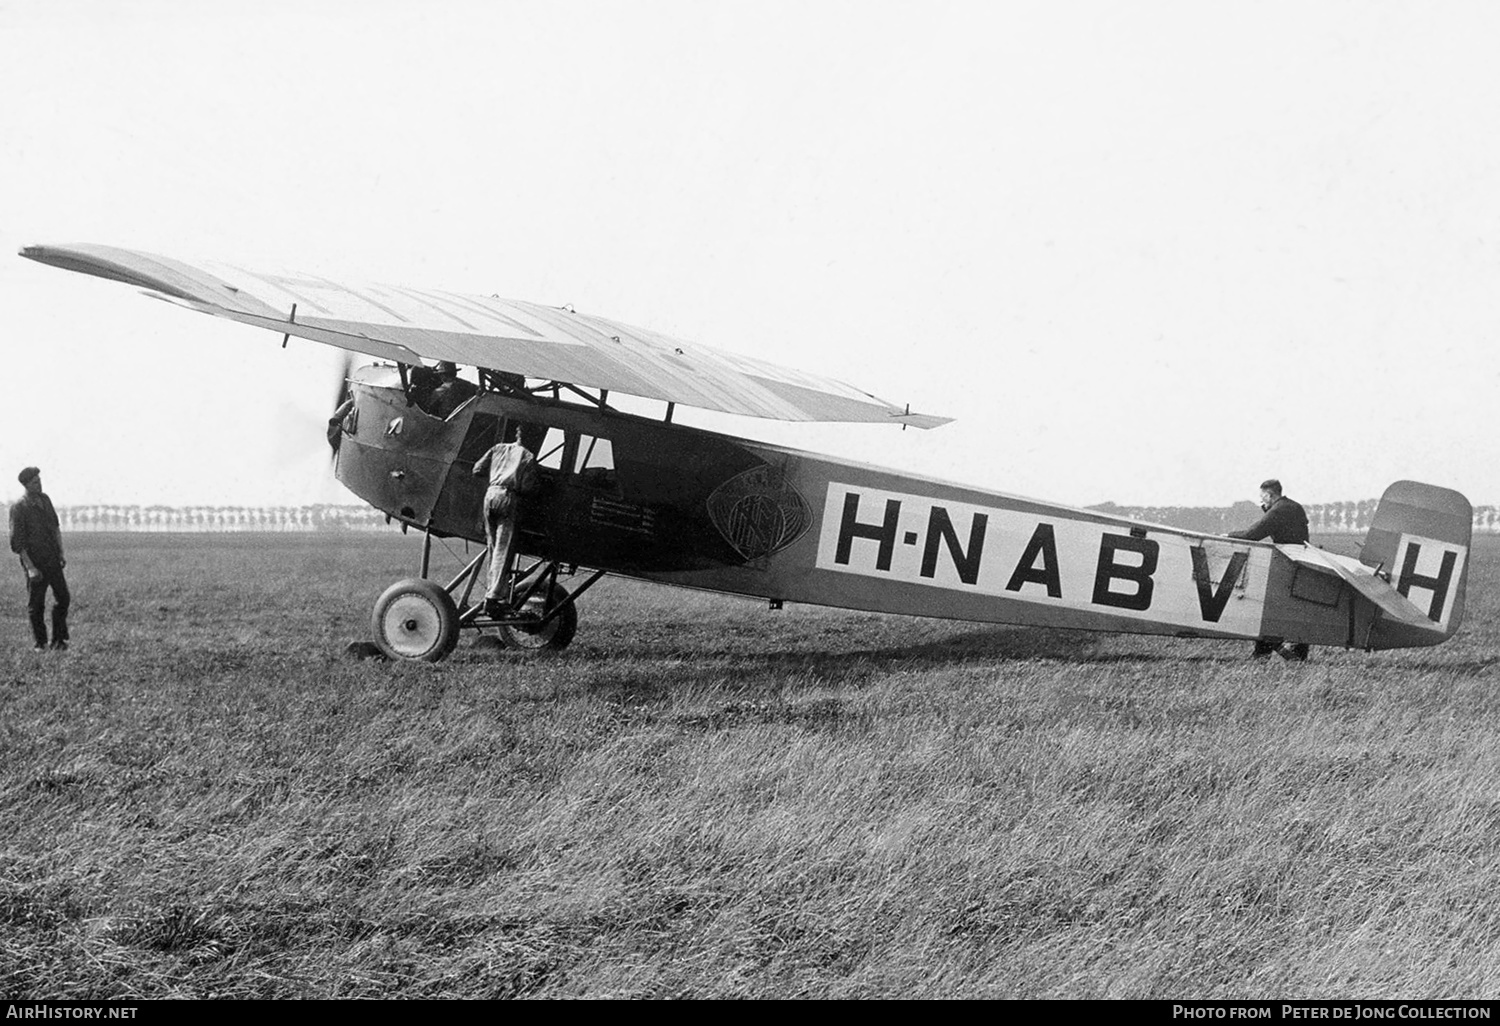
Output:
[1, 501, 1497, 534]
[1089, 499, 1500, 535]
[0, 504, 391, 532]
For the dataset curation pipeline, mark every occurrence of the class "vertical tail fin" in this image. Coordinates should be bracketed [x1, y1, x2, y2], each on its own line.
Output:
[1361, 480, 1472, 645]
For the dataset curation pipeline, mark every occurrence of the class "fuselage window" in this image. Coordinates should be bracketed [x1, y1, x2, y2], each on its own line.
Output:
[574, 434, 618, 491]
[503, 424, 618, 490]
[575, 435, 614, 473]
[536, 427, 568, 470]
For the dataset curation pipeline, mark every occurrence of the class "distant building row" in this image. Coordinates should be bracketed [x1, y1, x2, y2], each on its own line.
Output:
[2, 501, 1499, 534]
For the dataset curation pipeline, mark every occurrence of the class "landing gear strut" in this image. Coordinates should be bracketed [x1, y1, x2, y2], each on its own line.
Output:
[368, 526, 604, 662]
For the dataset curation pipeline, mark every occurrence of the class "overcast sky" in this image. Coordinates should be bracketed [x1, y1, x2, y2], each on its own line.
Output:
[3, 0, 1497, 509]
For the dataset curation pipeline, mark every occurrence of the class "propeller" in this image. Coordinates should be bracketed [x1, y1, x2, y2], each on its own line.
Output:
[326, 349, 356, 458]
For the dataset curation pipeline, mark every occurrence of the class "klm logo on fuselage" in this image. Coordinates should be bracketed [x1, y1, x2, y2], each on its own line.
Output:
[814, 484, 1265, 631]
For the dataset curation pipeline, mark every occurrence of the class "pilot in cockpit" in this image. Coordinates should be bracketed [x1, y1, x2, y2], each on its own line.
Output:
[424, 361, 479, 418]
[405, 362, 438, 409]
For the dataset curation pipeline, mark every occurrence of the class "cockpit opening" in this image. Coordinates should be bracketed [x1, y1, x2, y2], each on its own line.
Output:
[405, 361, 480, 419]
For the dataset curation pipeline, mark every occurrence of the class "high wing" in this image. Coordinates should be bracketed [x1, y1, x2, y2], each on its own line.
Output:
[19, 243, 951, 429]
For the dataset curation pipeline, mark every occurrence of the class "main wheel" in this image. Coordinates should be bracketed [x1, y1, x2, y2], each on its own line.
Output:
[500, 582, 578, 653]
[371, 578, 460, 662]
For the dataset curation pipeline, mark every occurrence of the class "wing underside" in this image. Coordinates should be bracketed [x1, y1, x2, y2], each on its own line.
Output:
[20, 243, 951, 429]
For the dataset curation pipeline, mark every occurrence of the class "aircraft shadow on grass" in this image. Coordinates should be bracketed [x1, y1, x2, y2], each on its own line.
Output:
[596, 624, 1166, 677]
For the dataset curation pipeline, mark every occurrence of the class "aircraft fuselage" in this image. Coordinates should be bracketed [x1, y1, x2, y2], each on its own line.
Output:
[334, 371, 1456, 651]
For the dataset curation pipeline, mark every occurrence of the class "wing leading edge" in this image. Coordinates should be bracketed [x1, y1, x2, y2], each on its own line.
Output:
[19, 243, 952, 429]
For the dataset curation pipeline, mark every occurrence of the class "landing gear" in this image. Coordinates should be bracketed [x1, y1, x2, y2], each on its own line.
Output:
[371, 578, 460, 662]
[366, 527, 605, 662]
[497, 582, 578, 652]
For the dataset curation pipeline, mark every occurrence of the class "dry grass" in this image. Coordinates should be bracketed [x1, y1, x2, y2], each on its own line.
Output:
[2, 532, 1498, 998]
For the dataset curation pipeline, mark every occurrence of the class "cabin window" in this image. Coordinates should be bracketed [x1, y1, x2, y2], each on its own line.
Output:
[535, 427, 568, 470]
[575, 435, 614, 473]
[574, 435, 618, 491]
[506, 423, 620, 492]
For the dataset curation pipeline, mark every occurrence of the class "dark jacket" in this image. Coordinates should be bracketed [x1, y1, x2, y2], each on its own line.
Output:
[1229, 496, 1309, 545]
[9, 492, 65, 569]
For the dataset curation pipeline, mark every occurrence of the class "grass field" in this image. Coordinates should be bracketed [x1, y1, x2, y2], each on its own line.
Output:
[3, 532, 1498, 998]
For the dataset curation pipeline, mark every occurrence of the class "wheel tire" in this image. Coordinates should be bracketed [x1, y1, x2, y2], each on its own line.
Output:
[500, 582, 578, 653]
[371, 578, 460, 662]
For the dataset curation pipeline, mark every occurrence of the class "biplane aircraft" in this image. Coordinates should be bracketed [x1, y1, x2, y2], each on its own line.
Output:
[19, 243, 1474, 662]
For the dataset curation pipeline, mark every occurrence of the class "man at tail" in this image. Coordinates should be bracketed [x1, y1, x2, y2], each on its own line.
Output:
[1230, 478, 1310, 660]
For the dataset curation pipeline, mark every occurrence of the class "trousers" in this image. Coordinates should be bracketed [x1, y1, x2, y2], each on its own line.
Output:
[27, 564, 70, 648]
[484, 488, 517, 601]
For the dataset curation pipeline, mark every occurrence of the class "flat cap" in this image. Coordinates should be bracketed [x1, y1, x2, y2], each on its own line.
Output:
[17, 466, 39, 486]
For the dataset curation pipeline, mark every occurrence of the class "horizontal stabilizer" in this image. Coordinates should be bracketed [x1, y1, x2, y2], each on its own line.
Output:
[1277, 545, 1443, 635]
[889, 411, 955, 430]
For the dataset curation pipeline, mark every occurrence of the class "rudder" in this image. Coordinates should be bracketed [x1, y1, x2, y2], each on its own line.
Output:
[1362, 480, 1472, 640]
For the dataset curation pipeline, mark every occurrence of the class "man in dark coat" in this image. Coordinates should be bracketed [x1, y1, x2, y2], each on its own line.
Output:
[1229, 478, 1310, 546]
[9, 467, 70, 651]
[1229, 478, 1310, 660]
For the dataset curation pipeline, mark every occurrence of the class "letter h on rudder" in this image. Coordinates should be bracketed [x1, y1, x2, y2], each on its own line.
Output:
[1395, 538, 1460, 624]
